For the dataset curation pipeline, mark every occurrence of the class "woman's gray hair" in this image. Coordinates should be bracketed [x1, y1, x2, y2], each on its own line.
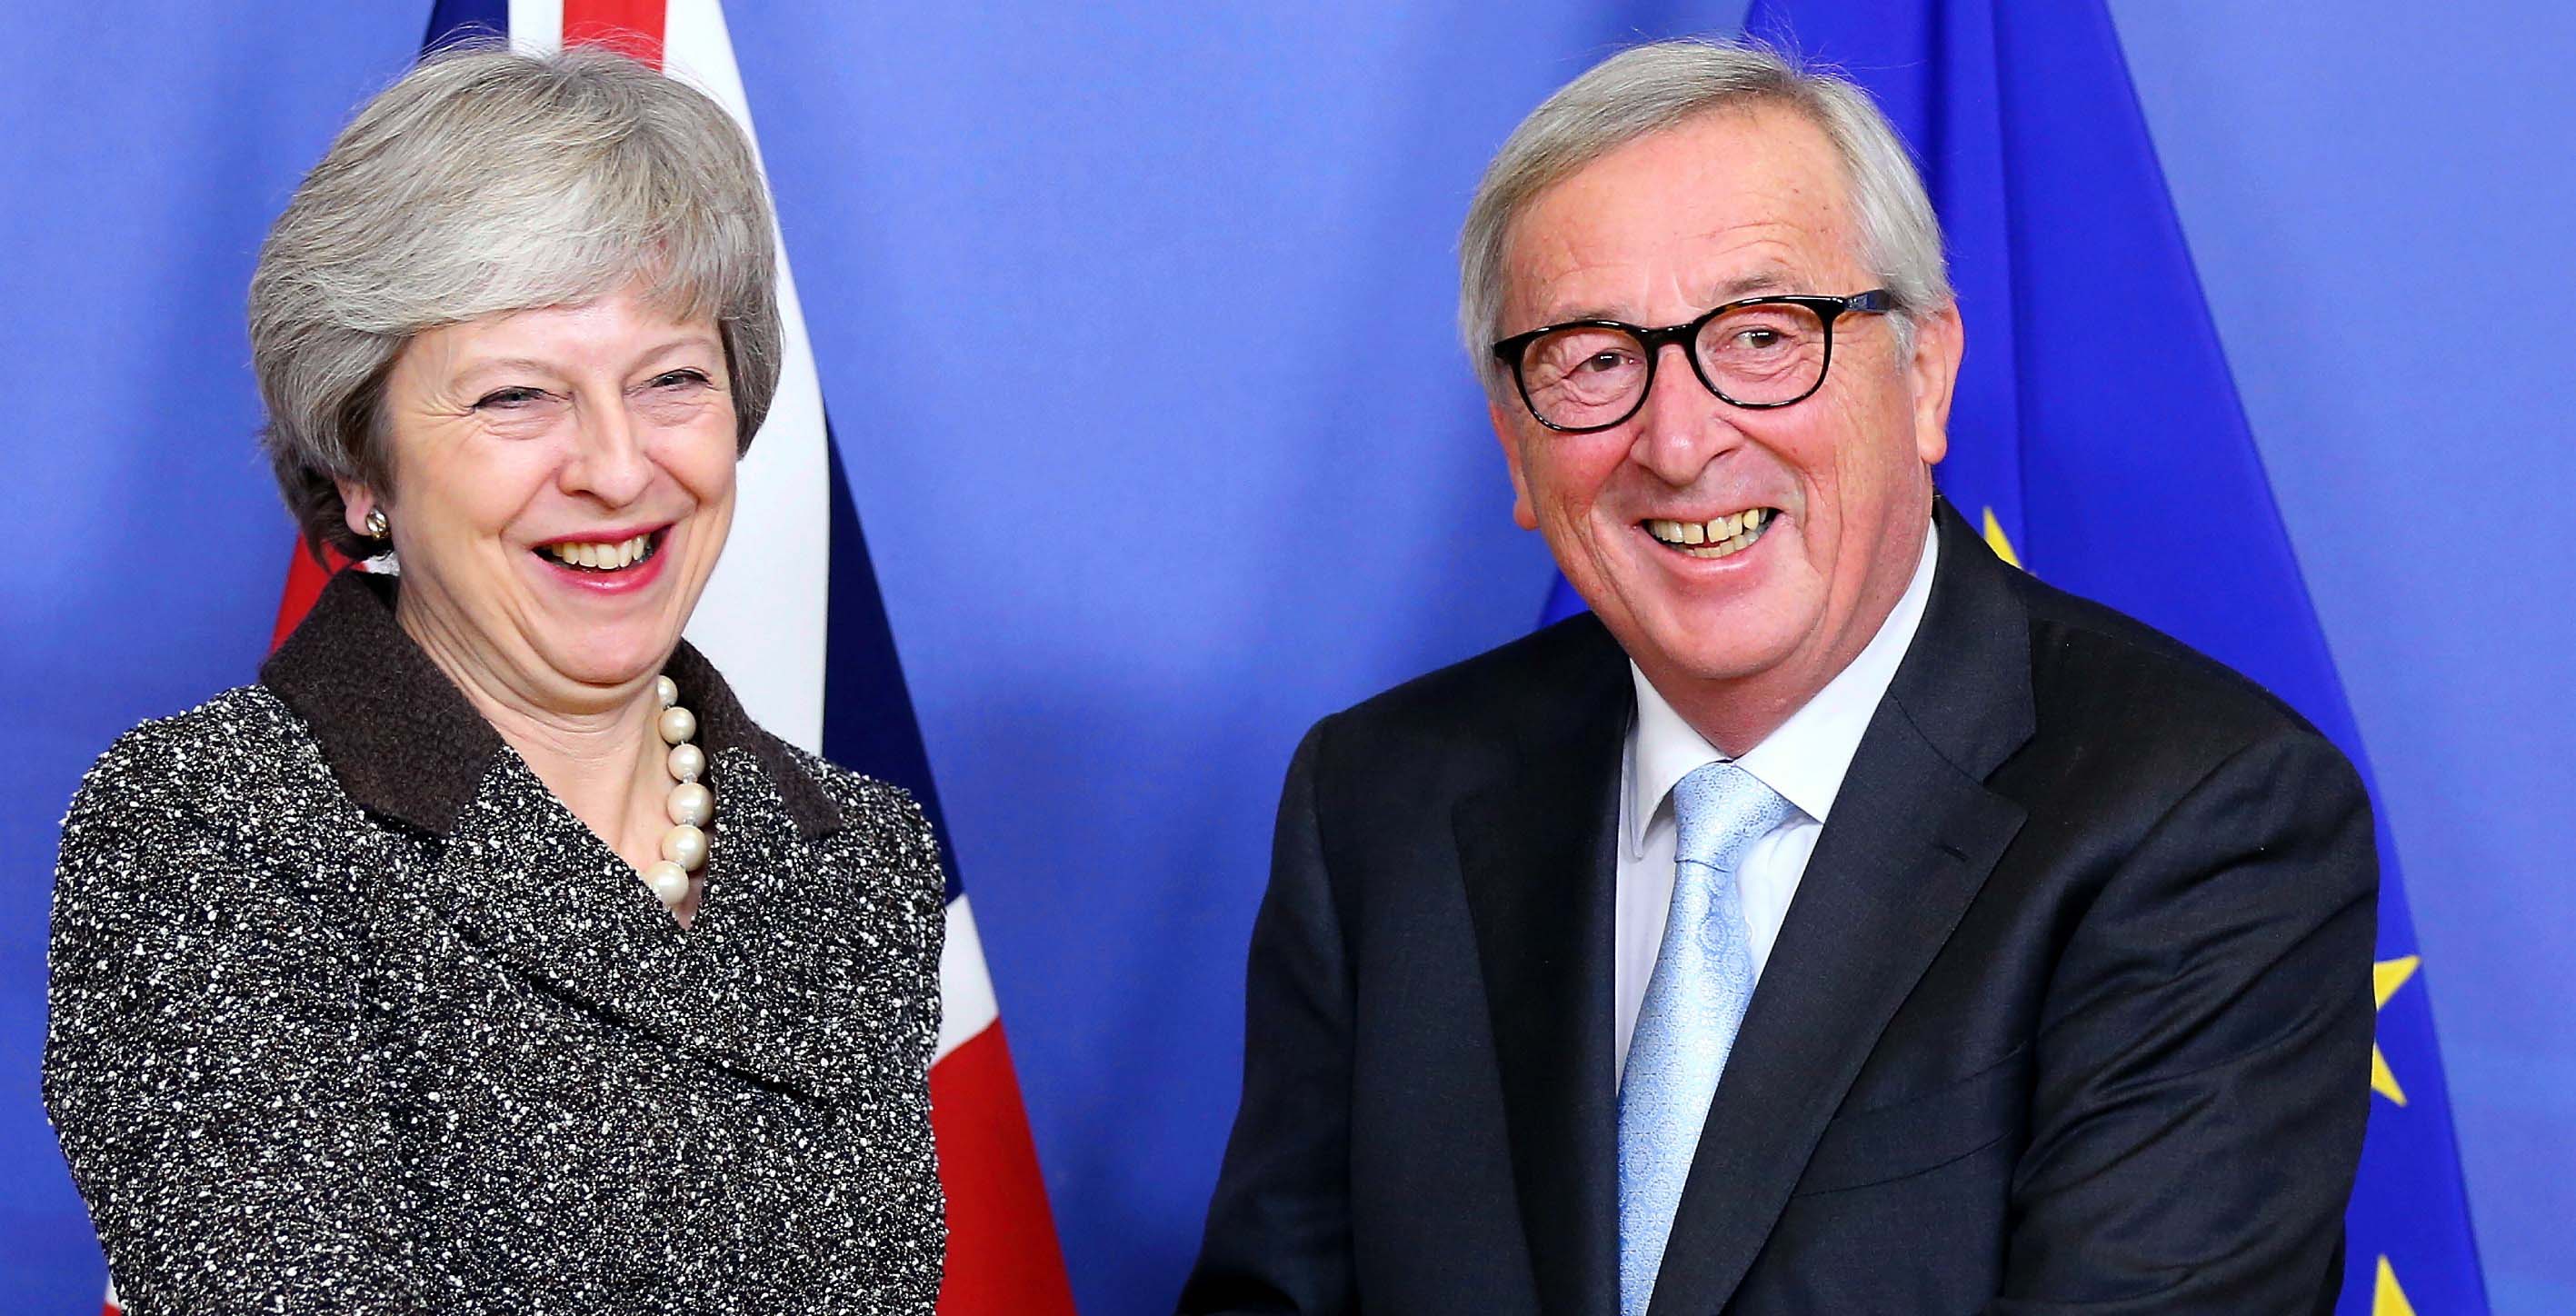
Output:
[250, 43, 782, 559]
[1459, 37, 1951, 396]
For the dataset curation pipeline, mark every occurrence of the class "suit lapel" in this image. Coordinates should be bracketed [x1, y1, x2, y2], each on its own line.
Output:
[1646, 504, 2037, 1315]
[1456, 616, 1631, 1316]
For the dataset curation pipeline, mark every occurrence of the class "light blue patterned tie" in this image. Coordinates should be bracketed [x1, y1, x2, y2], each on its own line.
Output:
[1618, 762, 1795, 1316]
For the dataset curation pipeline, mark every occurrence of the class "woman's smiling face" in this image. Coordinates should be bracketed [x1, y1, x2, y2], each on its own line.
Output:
[345, 281, 740, 713]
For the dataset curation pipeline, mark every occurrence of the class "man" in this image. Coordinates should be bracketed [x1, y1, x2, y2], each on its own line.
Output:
[1179, 37, 2373, 1316]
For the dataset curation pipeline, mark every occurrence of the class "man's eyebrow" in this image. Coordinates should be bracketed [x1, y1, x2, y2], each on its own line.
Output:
[1523, 269, 1807, 330]
[1709, 269, 1795, 300]
[1535, 304, 1629, 325]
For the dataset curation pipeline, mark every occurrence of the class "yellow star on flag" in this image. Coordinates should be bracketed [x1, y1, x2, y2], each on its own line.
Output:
[2373, 1256, 2416, 1316]
[1982, 506, 2022, 568]
[2372, 955, 2420, 1106]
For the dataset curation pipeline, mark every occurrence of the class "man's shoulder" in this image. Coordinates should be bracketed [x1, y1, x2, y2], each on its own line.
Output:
[1281, 613, 1625, 850]
[1315, 610, 1625, 761]
[1992, 562, 2343, 778]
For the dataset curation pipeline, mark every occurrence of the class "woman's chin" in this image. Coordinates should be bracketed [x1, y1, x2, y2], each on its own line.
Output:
[511, 582, 688, 684]
[528, 630, 683, 697]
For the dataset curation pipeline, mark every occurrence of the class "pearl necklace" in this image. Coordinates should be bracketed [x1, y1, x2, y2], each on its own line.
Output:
[640, 674, 714, 909]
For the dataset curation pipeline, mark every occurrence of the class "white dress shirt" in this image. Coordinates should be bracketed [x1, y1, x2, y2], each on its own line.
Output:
[1612, 521, 1941, 1083]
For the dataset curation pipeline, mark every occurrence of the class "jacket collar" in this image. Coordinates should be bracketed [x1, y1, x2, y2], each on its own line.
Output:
[261, 568, 842, 840]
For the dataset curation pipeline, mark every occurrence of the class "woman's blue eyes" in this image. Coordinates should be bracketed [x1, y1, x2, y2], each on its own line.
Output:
[474, 386, 546, 410]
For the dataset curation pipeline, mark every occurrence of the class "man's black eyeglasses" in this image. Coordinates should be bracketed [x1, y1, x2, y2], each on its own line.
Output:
[1490, 289, 1897, 433]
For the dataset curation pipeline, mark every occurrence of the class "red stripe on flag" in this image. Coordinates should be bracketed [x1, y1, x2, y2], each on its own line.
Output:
[563, 0, 666, 66]
[930, 1022, 1078, 1316]
[271, 543, 351, 654]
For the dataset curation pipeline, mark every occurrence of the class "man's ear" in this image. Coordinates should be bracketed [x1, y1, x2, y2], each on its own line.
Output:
[1490, 400, 1539, 531]
[1906, 302, 1964, 467]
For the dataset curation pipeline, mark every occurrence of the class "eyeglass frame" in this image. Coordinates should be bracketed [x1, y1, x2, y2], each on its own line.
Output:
[1488, 288, 1899, 434]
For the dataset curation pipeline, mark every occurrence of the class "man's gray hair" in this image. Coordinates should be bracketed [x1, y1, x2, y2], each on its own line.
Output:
[1458, 37, 1951, 396]
[250, 43, 783, 558]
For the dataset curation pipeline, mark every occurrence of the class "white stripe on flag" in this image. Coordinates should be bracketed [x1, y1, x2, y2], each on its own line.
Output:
[659, 0, 833, 753]
[936, 895, 1003, 1062]
[504, 0, 561, 54]
[513, 0, 834, 753]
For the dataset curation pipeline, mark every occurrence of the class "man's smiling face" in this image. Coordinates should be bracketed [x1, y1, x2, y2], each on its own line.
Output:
[1490, 104, 1962, 748]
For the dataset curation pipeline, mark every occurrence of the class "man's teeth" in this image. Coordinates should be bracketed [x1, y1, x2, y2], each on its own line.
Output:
[1646, 508, 1773, 559]
[544, 533, 654, 570]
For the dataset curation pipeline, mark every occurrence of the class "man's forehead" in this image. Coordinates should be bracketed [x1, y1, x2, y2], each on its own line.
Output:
[1502, 106, 1862, 323]
[1513, 228, 1816, 307]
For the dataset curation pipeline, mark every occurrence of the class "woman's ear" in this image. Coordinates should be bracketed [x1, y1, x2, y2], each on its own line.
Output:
[337, 479, 385, 541]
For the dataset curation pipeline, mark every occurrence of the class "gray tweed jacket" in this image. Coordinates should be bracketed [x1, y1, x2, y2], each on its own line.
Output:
[45, 570, 946, 1315]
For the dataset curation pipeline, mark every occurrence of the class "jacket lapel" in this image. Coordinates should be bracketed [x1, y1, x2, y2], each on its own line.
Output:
[1645, 504, 2037, 1315]
[266, 569, 864, 1101]
[1455, 616, 1631, 1316]
[432, 747, 874, 1102]
[430, 750, 707, 1054]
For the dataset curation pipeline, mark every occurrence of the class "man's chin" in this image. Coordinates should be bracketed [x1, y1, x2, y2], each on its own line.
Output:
[1648, 643, 1802, 689]
[1593, 603, 1805, 688]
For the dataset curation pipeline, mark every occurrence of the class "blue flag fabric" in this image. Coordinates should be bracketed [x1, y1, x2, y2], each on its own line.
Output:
[426, 0, 505, 45]
[1542, 3, 2488, 1309]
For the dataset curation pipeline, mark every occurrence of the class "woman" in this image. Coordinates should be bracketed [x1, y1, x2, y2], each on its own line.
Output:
[43, 46, 944, 1314]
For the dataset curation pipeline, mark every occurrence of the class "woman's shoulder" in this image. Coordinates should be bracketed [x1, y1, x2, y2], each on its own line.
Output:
[60, 685, 344, 885]
[769, 744, 946, 895]
[71, 686, 319, 817]
[781, 744, 928, 829]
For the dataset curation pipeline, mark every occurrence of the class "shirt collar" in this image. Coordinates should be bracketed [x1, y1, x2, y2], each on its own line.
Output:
[261, 568, 843, 840]
[1625, 516, 1941, 857]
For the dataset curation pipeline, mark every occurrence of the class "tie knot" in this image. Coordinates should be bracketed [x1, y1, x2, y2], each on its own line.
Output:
[1671, 762, 1794, 872]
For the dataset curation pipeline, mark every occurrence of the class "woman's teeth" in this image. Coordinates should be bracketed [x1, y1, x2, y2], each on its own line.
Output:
[544, 533, 654, 571]
[1646, 508, 1773, 560]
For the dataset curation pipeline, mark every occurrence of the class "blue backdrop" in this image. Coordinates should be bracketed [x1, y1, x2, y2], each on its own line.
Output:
[4, 4, 2570, 1312]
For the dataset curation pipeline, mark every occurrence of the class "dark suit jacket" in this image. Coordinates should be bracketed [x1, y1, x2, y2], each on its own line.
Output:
[1180, 503, 2375, 1316]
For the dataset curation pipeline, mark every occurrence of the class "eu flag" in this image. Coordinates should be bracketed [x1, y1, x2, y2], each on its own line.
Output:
[1543, 2, 2489, 1308]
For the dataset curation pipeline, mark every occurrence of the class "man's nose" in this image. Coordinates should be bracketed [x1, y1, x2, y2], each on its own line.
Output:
[1628, 342, 1743, 484]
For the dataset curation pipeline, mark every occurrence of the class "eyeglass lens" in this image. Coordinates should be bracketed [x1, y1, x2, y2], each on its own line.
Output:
[1518, 301, 1830, 428]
